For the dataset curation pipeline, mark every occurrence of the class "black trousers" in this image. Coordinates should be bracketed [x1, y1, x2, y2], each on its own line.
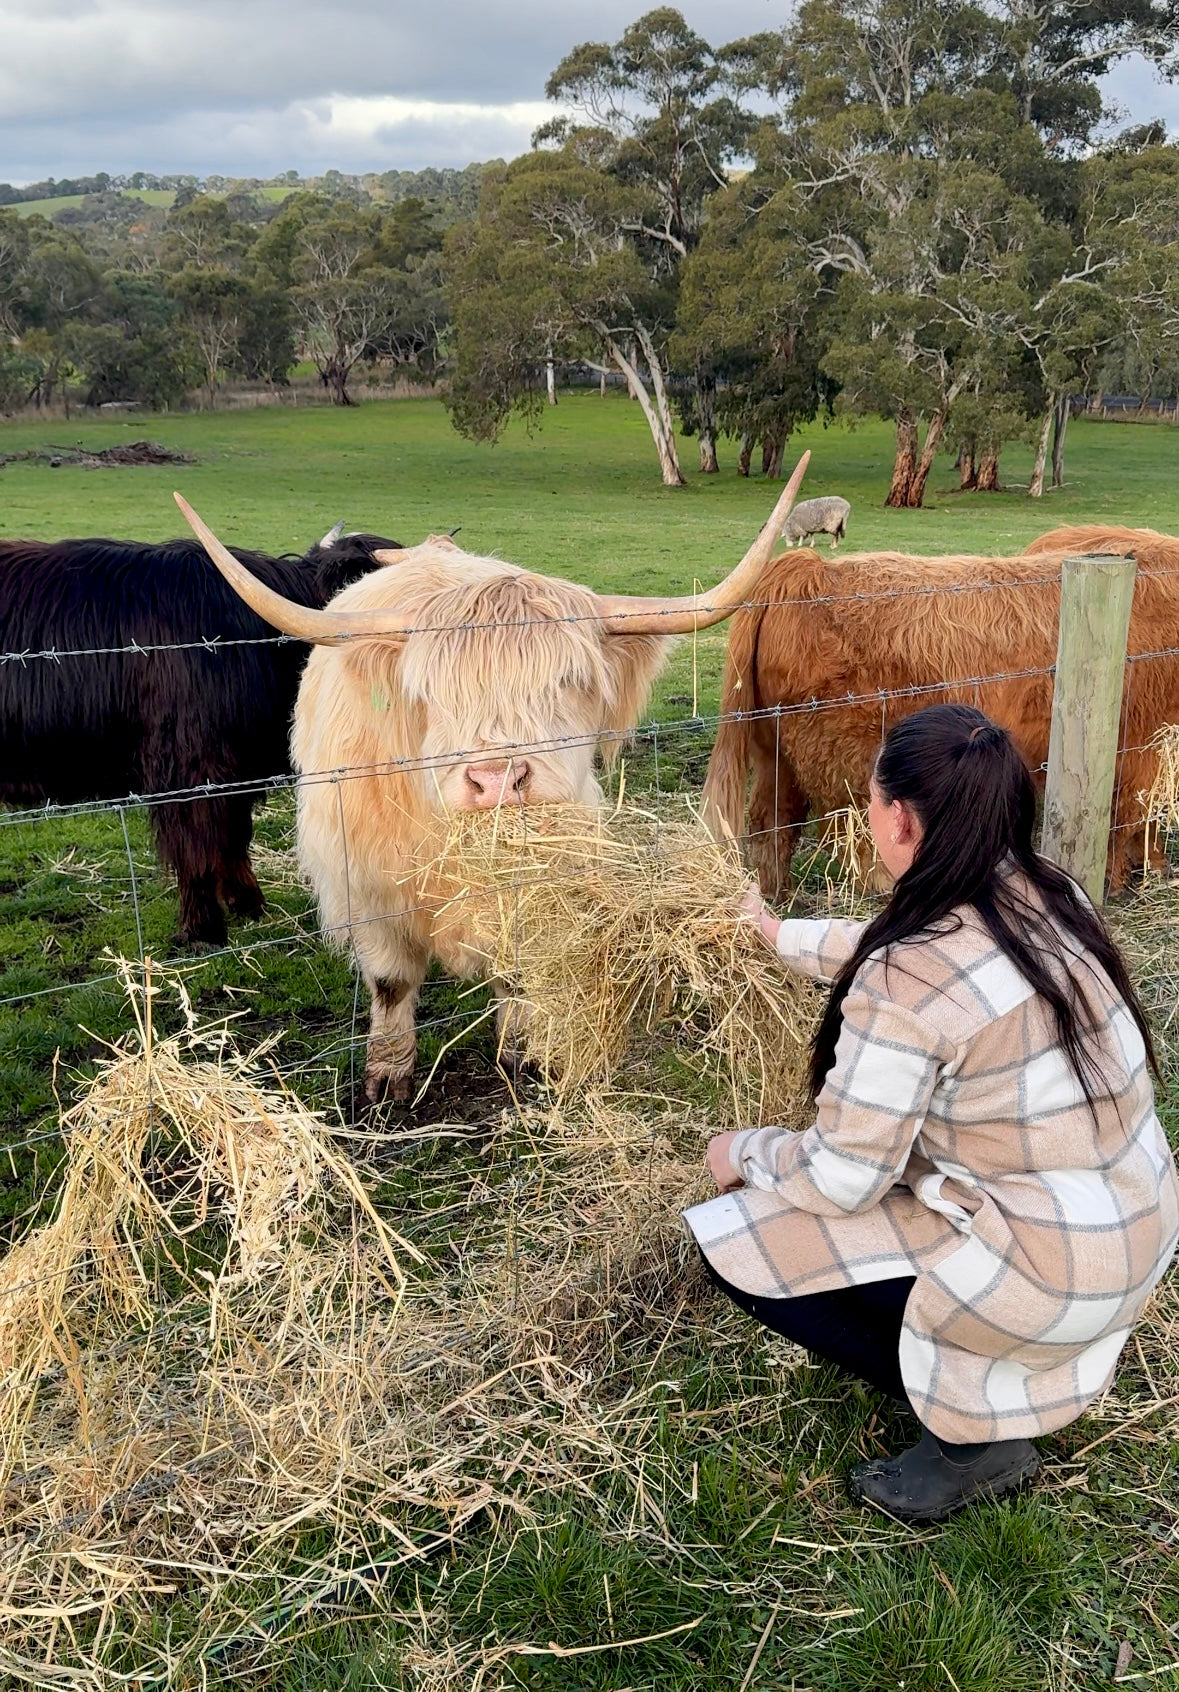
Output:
[703, 1256, 996, 1459]
[703, 1254, 914, 1402]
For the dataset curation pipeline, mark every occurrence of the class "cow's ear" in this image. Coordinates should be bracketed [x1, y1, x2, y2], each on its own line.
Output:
[336, 633, 410, 693]
[598, 633, 672, 765]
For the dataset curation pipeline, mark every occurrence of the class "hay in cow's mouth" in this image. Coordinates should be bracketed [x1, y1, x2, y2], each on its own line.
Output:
[426, 801, 826, 1127]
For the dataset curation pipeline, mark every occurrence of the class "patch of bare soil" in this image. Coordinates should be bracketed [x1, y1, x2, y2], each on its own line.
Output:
[0, 440, 194, 468]
[362, 1045, 539, 1132]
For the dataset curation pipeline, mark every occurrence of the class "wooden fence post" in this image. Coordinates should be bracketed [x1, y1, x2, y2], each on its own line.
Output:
[1040, 552, 1137, 904]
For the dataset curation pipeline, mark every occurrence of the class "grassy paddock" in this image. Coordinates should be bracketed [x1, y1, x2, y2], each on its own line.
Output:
[0, 398, 1178, 1687]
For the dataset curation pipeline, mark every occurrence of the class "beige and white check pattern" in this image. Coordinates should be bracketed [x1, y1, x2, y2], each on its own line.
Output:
[684, 890, 1179, 1442]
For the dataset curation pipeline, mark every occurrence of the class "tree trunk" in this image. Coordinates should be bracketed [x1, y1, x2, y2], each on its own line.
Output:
[976, 448, 1000, 491]
[546, 355, 557, 407]
[906, 405, 950, 508]
[885, 410, 918, 507]
[600, 369, 607, 398]
[1028, 406, 1052, 497]
[761, 434, 785, 479]
[696, 371, 718, 473]
[1051, 392, 1069, 487]
[958, 439, 977, 490]
[604, 331, 686, 487]
[1087, 389, 1104, 416]
[737, 433, 753, 477]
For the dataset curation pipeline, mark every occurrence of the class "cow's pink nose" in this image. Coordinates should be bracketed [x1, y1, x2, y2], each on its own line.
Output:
[463, 759, 531, 807]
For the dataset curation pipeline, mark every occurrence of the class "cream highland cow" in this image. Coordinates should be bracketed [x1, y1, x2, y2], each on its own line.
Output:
[175, 454, 809, 1101]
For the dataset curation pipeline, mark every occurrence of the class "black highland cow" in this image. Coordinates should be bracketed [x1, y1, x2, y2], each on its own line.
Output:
[0, 527, 400, 946]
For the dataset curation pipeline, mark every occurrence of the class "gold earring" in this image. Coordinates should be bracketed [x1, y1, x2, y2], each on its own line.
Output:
[890, 832, 898, 844]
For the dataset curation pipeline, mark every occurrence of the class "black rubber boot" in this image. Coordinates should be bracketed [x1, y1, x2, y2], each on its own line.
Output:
[849, 1427, 1040, 1523]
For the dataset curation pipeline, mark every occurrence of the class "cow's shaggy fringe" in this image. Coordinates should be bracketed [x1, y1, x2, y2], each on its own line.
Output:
[427, 803, 824, 1125]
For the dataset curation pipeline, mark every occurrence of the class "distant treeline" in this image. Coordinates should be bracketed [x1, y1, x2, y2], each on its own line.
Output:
[0, 166, 492, 213]
[6, 0, 1179, 509]
[0, 173, 179, 205]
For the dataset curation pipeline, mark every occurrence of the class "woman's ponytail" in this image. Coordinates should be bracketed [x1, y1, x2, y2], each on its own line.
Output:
[807, 704, 1157, 1106]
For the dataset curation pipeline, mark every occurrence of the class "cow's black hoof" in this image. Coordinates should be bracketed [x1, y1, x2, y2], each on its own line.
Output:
[497, 1048, 538, 1083]
[226, 890, 266, 922]
[168, 929, 225, 955]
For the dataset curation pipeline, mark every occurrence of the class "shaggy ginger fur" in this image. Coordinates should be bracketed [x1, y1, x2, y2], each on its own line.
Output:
[701, 538, 1179, 898]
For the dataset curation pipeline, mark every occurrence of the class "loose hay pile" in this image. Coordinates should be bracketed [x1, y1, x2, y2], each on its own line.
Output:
[1143, 723, 1179, 852]
[0, 962, 774, 1685]
[429, 803, 824, 1125]
[0, 809, 833, 1681]
[0, 977, 529, 1685]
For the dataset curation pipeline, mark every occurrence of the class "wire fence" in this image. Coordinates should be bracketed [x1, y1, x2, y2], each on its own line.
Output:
[2, 551, 1178, 1158]
[6, 559, 1179, 668]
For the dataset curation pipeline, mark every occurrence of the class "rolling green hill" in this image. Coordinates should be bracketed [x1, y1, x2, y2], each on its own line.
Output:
[11, 186, 296, 220]
[13, 188, 174, 218]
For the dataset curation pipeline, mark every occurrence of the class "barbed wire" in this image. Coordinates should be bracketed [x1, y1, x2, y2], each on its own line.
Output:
[0, 606, 1177, 1112]
[0, 675, 1058, 823]
[10, 635, 1179, 825]
[3, 557, 1179, 668]
[5, 768, 1175, 1026]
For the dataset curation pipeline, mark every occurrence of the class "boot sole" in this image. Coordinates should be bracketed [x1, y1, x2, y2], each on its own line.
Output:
[850, 1448, 1041, 1525]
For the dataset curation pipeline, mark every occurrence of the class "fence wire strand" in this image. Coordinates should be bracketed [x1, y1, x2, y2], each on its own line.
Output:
[2, 558, 1178, 1143]
[5, 558, 1179, 668]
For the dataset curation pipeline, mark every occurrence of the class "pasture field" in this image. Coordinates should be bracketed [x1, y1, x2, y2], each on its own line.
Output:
[1, 397, 1179, 1688]
[10, 186, 294, 219]
[10, 188, 177, 218]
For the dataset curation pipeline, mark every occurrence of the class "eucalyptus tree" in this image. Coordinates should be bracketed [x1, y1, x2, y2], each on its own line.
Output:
[166, 267, 251, 408]
[540, 8, 753, 469]
[721, 0, 1178, 503]
[672, 177, 830, 476]
[990, 0, 1179, 144]
[446, 146, 688, 485]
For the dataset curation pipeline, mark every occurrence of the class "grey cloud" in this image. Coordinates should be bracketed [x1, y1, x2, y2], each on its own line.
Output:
[2, 2, 1174, 185]
[0, 0, 785, 178]
[1, 0, 786, 124]
[0, 0, 786, 177]
[0, 95, 560, 181]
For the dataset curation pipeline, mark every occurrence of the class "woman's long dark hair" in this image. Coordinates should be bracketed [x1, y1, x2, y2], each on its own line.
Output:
[808, 704, 1158, 1106]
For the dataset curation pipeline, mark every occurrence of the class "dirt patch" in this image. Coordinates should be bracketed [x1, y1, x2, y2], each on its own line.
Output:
[0, 441, 194, 469]
[362, 1044, 538, 1131]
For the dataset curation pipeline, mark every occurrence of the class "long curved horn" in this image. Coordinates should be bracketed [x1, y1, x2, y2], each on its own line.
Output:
[174, 494, 413, 643]
[318, 519, 346, 547]
[595, 451, 810, 635]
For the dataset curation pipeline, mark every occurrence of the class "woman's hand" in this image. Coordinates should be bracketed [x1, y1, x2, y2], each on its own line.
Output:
[707, 1131, 745, 1192]
[738, 883, 780, 949]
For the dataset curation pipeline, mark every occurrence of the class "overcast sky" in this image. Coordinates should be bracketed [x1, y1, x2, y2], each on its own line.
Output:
[1, 0, 1176, 184]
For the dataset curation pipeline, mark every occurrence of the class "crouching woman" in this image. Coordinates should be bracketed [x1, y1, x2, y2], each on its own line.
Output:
[685, 703, 1179, 1523]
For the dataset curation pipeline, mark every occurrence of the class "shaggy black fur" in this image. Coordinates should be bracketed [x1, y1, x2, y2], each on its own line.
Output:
[0, 529, 400, 946]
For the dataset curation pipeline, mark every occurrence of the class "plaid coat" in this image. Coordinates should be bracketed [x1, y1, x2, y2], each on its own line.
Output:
[684, 895, 1179, 1443]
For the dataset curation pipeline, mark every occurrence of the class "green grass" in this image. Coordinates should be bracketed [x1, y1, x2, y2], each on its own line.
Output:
[11, 188, 176, 218]
[2, 396, 1179, 1688]
[11, 186, 293, 219]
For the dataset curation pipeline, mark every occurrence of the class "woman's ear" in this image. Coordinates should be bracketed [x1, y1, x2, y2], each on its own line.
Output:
[894, 800, 919, 844]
